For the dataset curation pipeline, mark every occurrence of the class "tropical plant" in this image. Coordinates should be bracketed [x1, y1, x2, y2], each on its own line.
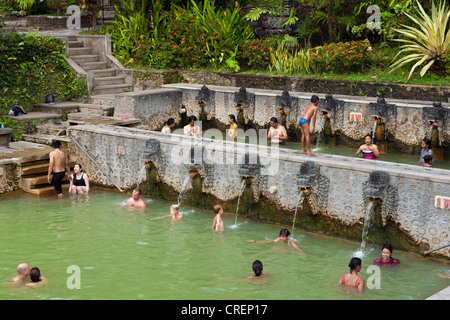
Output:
[244, 0, 298, 28]
[389, 0, 450, 80]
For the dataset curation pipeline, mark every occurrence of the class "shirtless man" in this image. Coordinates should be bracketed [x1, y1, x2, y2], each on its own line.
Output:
[47, 140, 70, 198]
[267, 117, 288, 146]
[10, 263, 30, 285]
[126, 189, 146, 209]
[299, 95, 319, 154]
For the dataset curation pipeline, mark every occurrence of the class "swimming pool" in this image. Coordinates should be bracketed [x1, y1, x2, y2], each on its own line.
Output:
[0, 190, 447, 300]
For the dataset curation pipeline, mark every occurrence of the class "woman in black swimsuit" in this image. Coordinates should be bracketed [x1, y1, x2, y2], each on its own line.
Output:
[69, 163, 90, 194]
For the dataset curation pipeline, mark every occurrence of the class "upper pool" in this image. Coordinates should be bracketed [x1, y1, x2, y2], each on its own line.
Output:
[0, 190, 448, 300]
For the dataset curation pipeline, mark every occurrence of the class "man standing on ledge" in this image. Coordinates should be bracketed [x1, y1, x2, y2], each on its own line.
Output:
[48, 140, 70, 198]
[299, 95, 319, 154]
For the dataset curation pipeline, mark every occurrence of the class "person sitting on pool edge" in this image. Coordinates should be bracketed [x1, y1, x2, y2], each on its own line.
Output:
[355, 134, 379, 159]
[248, 228, 306, 256]
[372, 244, 400, 265]
[69, 163, 90, 194]
[338, 257, 365, 293]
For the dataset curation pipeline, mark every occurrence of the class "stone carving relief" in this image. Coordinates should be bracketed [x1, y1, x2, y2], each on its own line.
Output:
[362, 170, 398, 226]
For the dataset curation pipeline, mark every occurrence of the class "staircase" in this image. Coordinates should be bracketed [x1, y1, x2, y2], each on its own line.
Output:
[65, 36, 133, 96]
[21, 158, 75, 196]
[2, 33, 142, 196]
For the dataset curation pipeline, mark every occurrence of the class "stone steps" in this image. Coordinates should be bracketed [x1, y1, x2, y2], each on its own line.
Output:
[94, 83, 133, 95]
[21, 158, 74, 196]
[65, 36, 133, 95]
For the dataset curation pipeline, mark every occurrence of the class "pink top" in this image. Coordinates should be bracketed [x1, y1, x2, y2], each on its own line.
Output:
[373, 257, 400, 264]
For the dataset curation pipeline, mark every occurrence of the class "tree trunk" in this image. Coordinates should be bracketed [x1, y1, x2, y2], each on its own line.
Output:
[326, 0, 334, 43]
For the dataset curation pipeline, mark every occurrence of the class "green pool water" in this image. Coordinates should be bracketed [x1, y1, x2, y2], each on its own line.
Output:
[0, 190, 448, 300]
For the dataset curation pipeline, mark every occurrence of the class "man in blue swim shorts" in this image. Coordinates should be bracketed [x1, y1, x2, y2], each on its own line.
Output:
[299, 95, 319, 154]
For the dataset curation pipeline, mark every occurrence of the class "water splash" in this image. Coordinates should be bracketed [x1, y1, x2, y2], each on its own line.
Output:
[230, 180, 246, 229]
[177, 175, 192, 207]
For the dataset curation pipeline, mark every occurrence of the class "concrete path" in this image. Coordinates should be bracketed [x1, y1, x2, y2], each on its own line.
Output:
[426, 285, 450, 300]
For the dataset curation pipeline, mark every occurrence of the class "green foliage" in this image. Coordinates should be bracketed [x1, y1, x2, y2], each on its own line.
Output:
[0, 117, 43, 141]
[0, 32, 88, 116]
[240, 38, 276, 71]
[270, 39, 371, 75]
[390, 0, 450, 80]
[110, 0, 254, 72]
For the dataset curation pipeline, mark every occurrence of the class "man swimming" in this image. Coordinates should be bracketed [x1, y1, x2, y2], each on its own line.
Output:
[10, 263, 30, 286]
[299, 95, 319, 154]
[47, 140, 70, 198]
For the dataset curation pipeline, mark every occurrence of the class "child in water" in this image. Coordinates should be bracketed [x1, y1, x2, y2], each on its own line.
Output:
[419, 138, 433, 165]
[247, 260, 270, 279]
[248, 228, 306, 256]
[212, 205, 224, 232]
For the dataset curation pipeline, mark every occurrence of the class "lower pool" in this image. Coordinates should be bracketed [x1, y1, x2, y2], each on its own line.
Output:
[0, 190, 448, 300]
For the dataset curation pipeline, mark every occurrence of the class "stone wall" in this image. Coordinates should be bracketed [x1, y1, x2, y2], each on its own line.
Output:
[0, 160, 21, 194]
[68, 124, 450, 258]
[114, 88, 183, 130]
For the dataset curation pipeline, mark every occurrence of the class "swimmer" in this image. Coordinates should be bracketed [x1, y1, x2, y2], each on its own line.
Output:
[247, 260, 270, 279]
[126, 189, 146, 209]
[419, 138, 433, 165]
[183, 115, 201, 138]
[421, 155, 432, 167]
[355, 134, 379, 159]
[212, 204, 224, 232]
[151, 204, 183, 221]
[338, 257, 365, 293]
[161, 118, 175, 134]
[299, 95, 319, 154]
[268, 117, 288, 146]
[10, 263, 30, 285]
[69, 163, 90, 194]
[373, 244, 400, 265]
[248, 228, 306, 256]
[227, 114, 238, 140]
[26, 267, 47, 287]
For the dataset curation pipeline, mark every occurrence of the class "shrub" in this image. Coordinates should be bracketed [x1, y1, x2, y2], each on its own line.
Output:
[240, 38, 276, 71]
[0, 32, 88, 115]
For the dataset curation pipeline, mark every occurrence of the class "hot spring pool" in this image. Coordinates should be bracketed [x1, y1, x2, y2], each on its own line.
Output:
[0, 189, 448, 300]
